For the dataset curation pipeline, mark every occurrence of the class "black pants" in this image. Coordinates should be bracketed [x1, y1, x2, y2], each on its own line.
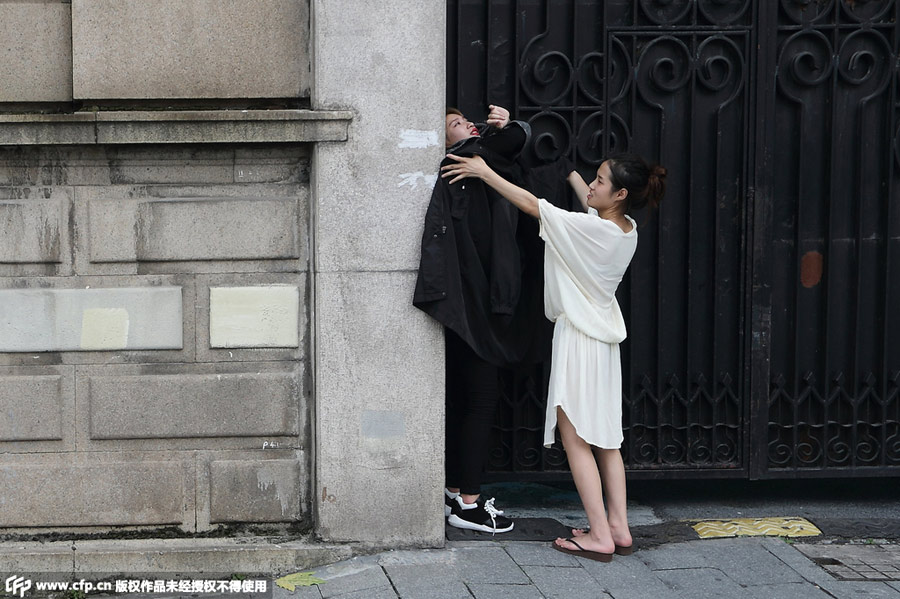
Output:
[445, 329, 501, 495]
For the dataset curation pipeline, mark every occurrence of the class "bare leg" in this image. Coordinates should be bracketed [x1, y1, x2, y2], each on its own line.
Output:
[595, 447, 631, 548]
[553, 408, 615, 554]
[571, 448, 632, 548]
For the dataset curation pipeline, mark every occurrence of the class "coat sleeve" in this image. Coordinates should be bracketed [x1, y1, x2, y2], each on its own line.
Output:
[478, 120, 532, 161]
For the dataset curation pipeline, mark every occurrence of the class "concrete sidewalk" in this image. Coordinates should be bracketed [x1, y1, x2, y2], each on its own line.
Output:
[272, 478, 900, 599]
[3, 479, 898, 599]
[277, 535, 900, 599]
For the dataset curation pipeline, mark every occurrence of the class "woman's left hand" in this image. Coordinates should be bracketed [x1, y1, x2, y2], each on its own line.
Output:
[441, 154, 490, 184]
[486, 105, 510, 129]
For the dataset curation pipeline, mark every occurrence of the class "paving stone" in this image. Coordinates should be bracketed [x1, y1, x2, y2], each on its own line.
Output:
[641, 538, 803, 586]
[382, 563, 472, 599]
[580, 553, 676, 599]
[312, 560, 393, 599]
[272, 585, 323, 599]
[700, 538, 805, 586]
[655, 567, 756, 599]
[765, 541, 900, 598]
[521, 565, 603, 599]
[452, 546, 530, 584]
[504, 542, 580, 567]
[796, 544, 896, 564]
[824, 582, 900, 598]
[327, 588, 398, 599]
[637, 540, 714, 570]
[376, 549, 457, 568]
[746, 582, 834, 599]
[467, 583, 545, 599]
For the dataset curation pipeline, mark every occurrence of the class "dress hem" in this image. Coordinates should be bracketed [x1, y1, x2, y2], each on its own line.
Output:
[544, 405, 623, 450]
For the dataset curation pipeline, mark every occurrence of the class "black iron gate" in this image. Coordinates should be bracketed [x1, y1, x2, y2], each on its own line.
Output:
[447, 0, 900, 479]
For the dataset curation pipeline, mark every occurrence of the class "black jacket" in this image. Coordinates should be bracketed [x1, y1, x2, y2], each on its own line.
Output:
[413, 121, 579, 367]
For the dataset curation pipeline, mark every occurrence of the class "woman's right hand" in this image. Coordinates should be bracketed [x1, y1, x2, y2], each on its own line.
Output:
[441, 154, 492, 184]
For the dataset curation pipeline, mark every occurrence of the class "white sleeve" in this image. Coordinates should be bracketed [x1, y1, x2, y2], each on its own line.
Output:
[538, 199, 615, 262]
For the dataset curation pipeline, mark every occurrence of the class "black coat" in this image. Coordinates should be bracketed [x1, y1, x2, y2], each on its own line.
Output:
[413, 121, 579, 368]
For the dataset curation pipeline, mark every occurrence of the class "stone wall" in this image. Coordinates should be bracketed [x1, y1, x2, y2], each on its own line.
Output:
[0, 0, 447, 547]
[311, 0, 446, 546]
[0, 145, 311, 531]
[1, 0, 309, 103]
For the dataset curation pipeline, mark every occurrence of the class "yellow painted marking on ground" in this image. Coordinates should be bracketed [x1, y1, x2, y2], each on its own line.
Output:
[275, 572, 325, 591]
[692, 517, 822, 539]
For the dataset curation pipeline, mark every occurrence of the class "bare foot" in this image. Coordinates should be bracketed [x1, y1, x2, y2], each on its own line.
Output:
[609, 524, 632, 549]
[554, 536, 615, 554]
[572, 527, 632, 549]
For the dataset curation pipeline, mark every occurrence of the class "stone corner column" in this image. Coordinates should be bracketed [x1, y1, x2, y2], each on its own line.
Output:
[310, 0, 446, 545]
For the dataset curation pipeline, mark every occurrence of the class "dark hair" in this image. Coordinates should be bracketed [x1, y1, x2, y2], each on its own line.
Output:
[605, 153, 667, 212]
[446, 107, 463, 117]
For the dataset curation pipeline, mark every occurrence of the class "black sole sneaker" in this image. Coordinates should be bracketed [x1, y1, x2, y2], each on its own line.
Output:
[445, 492, 456, 518]
[447, 496, 514, 534]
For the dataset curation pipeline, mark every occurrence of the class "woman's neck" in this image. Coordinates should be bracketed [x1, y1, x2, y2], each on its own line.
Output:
[599, 207, 632, 233]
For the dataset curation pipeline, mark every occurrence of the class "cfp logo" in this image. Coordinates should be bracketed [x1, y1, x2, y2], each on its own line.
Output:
[5, 576, 32, 598]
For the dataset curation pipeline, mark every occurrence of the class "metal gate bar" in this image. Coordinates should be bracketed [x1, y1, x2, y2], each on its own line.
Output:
[446, 0, 900, 480]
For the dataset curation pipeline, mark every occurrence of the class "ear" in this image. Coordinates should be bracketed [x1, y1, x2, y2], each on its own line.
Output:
[615, 188, 629, 203]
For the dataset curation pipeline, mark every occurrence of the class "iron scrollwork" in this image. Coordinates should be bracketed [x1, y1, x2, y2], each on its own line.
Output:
[839, 0, 893, 22]
[637, 36, 693, 100]
[768, 371, 900, 468]
[450, 0, 899, 479]
[837, 30, 892, 95]
[698, 0, 752, 25]
[526, 110, 573, 164]
[780, 0, 836, 24]
[639, 0, 693, 25]
[776, 31, 833, 101]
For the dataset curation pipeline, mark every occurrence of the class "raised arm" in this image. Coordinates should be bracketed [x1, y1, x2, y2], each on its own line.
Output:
[567, 170, 590, 212]
[441, 154, 540, 218]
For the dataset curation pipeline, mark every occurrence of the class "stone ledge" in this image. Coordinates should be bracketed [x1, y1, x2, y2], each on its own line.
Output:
[0, 537, 357, 574]
[0, 110, 352, 146]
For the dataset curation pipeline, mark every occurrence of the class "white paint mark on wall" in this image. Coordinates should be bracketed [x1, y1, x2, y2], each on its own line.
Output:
[80, 308, 130, 350]
[398, 129, 439, 149]
[209, 286, 299, 348]
[257, 465, 293, 516]
[361, 410, 406, 439]
[398, 172, 438, 190]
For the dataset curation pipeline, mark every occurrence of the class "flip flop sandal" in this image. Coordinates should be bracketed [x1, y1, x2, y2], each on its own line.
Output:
[572, 528, 634, 556]
[551, 538, 614, 563]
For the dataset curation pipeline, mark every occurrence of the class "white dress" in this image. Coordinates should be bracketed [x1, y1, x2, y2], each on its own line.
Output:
[538, 199, 637, 449]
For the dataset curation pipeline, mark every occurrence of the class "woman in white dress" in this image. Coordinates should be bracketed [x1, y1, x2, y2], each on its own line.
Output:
[442, 152, 666, 561]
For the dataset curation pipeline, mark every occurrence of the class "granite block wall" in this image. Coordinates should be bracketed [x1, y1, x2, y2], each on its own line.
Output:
[0, 146, 310, 531]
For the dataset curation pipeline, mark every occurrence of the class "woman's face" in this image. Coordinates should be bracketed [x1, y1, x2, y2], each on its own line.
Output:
[445, 113, 479, 147]
[587, 161, 625, 212]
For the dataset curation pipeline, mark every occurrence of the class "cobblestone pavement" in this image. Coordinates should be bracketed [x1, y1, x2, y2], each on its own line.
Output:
[273, 535, 900, 599]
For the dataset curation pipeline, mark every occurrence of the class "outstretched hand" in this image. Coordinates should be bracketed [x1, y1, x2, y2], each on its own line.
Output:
[486, 105, 510, 129]
[441, 154, 491, 185]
